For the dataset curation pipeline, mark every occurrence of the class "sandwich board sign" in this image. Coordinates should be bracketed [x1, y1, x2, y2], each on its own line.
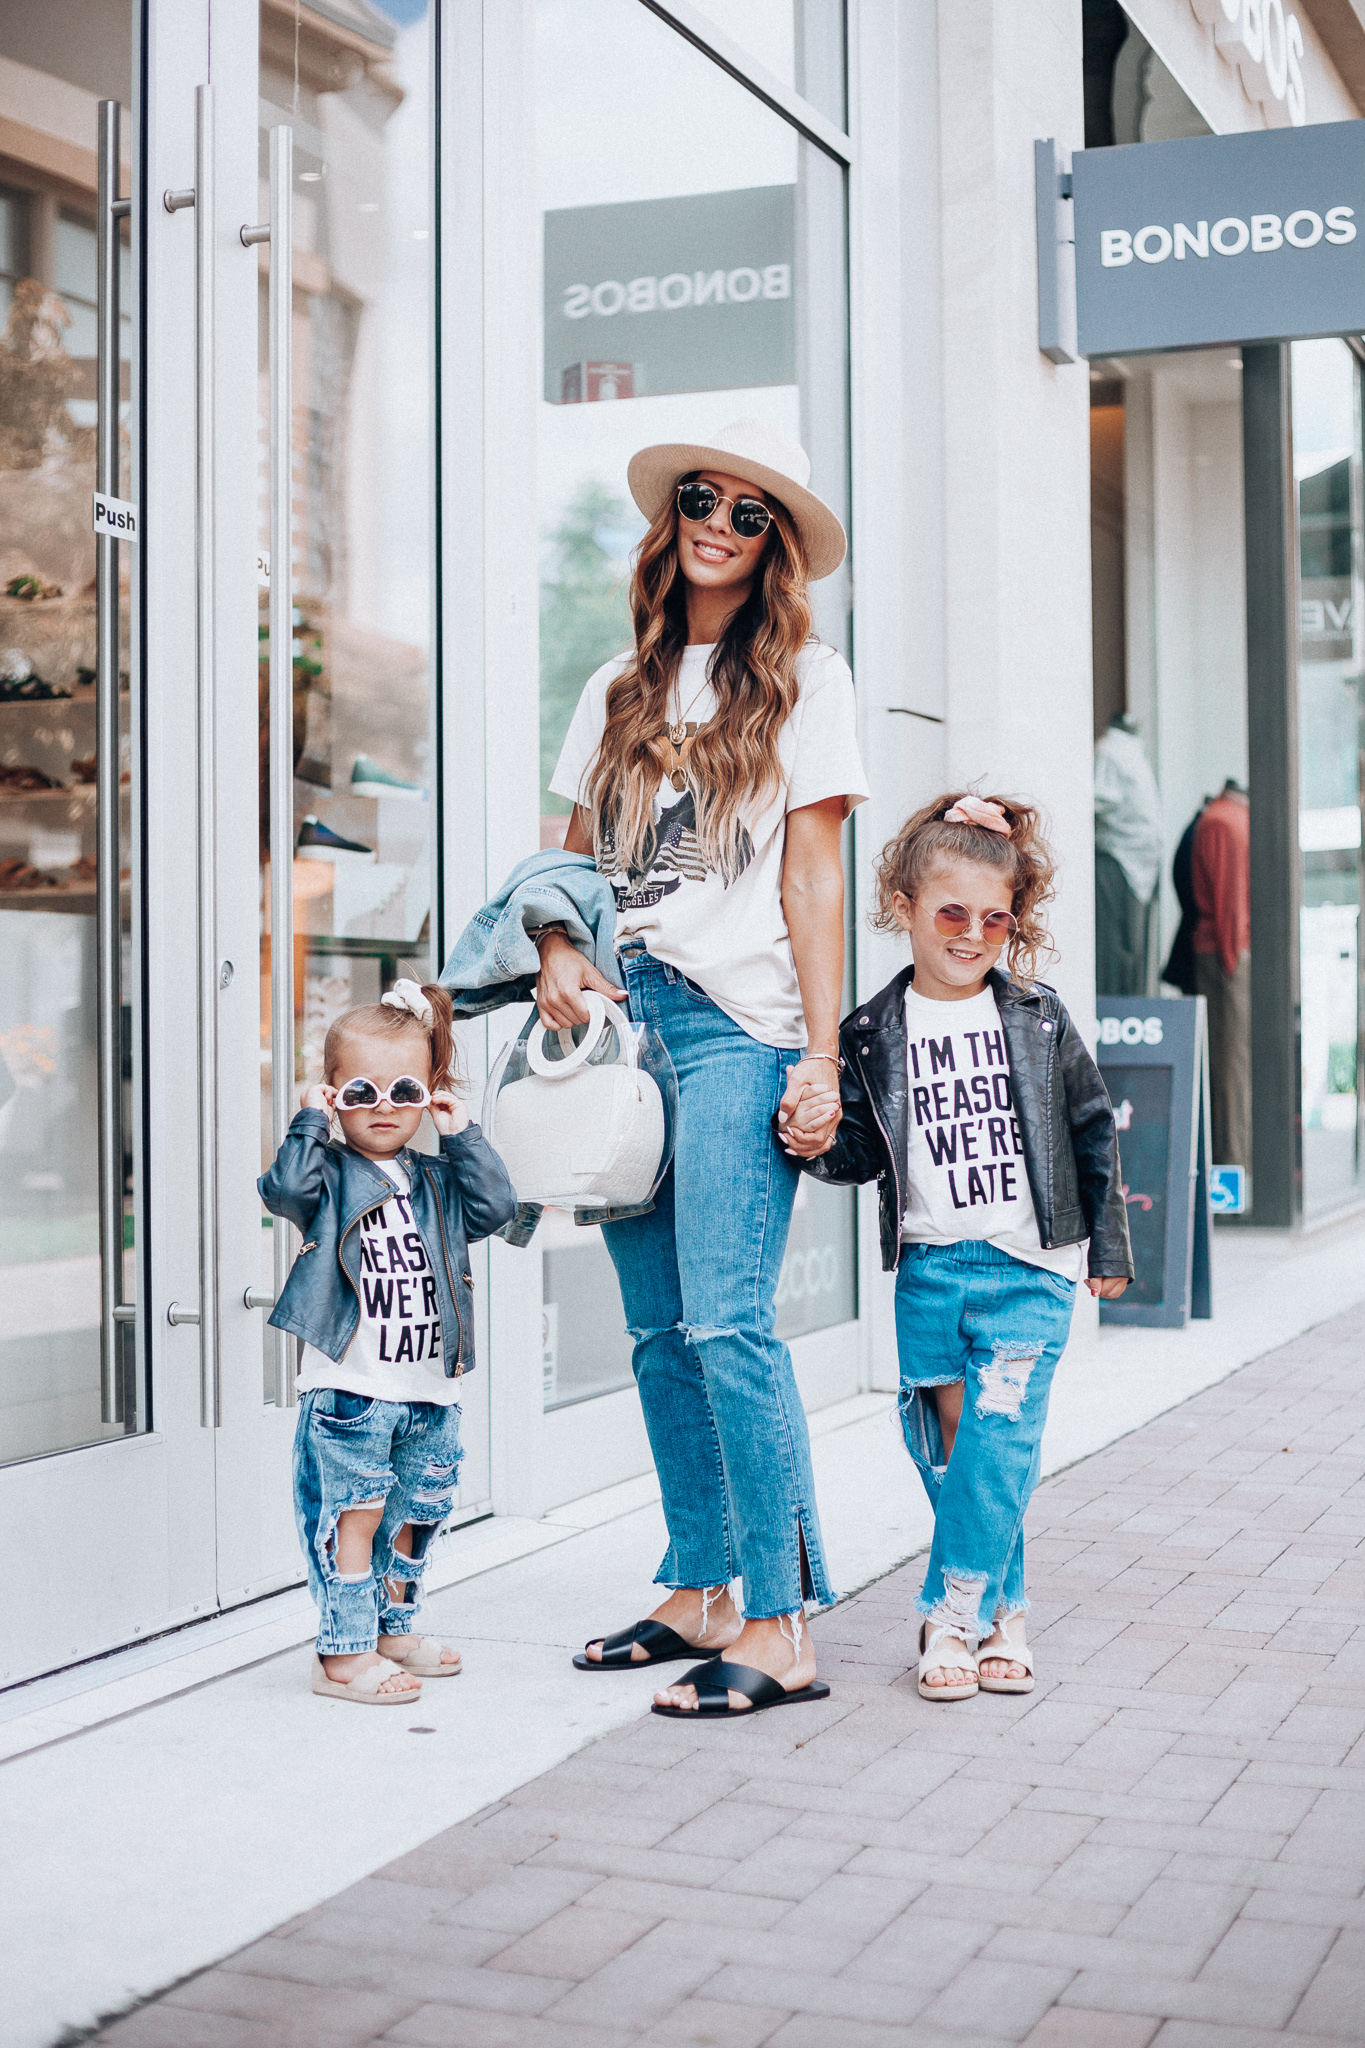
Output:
[1097, 997, 1212, 1329]
[1037, 118, 1365, 359]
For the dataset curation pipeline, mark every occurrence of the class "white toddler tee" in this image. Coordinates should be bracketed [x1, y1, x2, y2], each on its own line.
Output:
[550, 639, 869, 1048]
[295, 1160, 461, 1405]
[899, 986, 1085, 1282]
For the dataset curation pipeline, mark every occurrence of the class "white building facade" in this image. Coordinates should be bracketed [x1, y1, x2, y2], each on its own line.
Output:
[0, 0, 1360, 1691]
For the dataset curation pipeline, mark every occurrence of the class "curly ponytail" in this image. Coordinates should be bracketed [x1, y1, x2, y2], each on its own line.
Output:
[872, 791, 1058, 987]
[323, 981, 463, 1092]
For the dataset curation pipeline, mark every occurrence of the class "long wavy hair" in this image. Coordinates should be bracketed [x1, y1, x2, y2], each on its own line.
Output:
[872, 792, 1058, 987]
[584, 478, 813, 883]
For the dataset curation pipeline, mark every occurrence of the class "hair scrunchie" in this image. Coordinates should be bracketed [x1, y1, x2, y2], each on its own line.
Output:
[381, 978, 434, 1027]
[944, 796, 1013, 837]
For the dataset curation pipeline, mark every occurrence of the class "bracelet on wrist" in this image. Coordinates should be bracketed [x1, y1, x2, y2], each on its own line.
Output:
[804, 1051, 844, 1073]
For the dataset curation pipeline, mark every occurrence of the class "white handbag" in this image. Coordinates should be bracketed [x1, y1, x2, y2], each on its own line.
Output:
[484, 992, 666, 1210]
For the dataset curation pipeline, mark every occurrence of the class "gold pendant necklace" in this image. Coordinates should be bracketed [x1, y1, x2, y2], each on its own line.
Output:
[667, 722, 701, 791]
[665, 674, 709, 791]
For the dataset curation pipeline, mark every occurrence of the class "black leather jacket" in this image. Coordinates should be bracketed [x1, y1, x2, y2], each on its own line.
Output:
[805, 966, 1134, 1279]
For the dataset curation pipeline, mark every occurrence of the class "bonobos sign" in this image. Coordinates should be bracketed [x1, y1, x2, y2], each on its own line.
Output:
[1071, 119, 1365, 356]
[543, 186, 794, 403]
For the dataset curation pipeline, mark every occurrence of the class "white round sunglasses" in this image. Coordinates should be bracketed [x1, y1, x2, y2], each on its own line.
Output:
[334, 1074, 432, 1111]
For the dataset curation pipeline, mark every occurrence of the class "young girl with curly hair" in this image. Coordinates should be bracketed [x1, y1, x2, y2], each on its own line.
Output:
[793, 794, 1133, 1703]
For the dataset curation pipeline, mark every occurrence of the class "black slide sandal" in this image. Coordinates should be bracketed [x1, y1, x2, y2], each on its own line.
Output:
[573, 1619, 723, 1672]
[651, 1658, 832, 1718]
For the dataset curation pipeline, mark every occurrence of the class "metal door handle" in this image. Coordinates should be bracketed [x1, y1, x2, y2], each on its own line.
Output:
[188, 85, 220, 1426]
[96, 101, 132, 1422]
[247, 128, 297, 1409]
[163, 93, 219, 1424]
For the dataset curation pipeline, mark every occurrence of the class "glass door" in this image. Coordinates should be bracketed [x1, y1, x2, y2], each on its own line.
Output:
[532, 0, 857, 1477]
[238, 1, 486, 1526]
[0, 16, 138, 1469]
[1292, 338, 1365, 1218]
[0, 2, 237, 1686]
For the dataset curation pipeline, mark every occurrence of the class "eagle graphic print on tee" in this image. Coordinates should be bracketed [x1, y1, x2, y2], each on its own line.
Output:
[604, 788, 754, 912]
[898, 984, 1085, 1281]
[294, 1159, 461, 1404]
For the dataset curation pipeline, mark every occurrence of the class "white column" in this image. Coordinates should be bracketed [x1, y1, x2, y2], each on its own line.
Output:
[935, 0, 1095, 1022]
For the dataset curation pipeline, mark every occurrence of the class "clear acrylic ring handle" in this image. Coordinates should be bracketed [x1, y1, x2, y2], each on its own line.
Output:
[524, 991, 611, 1077]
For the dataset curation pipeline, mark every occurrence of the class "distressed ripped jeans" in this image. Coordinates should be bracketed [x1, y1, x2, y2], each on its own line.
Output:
[601, 950, 832, 1619]
[293, 1389, 463, 1655]
[895, 1240, 1076, 1637]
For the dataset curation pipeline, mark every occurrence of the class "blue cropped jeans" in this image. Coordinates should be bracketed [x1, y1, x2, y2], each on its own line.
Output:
[293, 1389, 463, 1655]
[602, 949, 832, 1619]
[895, 1240, 1076, 1637]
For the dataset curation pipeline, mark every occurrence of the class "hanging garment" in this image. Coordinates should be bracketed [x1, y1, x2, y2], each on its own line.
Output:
[1192, 791, 1251, 1167]
[1163, 806, 1204, 996]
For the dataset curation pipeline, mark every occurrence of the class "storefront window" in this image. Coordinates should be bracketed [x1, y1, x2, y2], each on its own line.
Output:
[535, 0, 854, 1410]
[1292, 338, 1364, 1217]
[0, 17, 138, 1464]
[1096, 350, 1251, 1179]
[256, 2, 436, 1389]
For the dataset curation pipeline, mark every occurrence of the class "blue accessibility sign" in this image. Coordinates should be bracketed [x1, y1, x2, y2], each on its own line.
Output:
[1208, 1165, 1249, 1215]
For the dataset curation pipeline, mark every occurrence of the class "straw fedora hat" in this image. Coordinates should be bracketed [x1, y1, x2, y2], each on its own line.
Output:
[626, 417, 847, 583]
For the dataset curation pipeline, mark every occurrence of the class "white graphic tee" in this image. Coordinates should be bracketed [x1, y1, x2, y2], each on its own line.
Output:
[295, 1160, 460, 1405]
[899, 986, 1085, 1281]
[551, 639, 869, 1047]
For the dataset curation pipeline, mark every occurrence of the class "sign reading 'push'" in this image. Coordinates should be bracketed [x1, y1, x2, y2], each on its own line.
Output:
[1069, 118, 1365, 357]
[92, 491, 139, 541]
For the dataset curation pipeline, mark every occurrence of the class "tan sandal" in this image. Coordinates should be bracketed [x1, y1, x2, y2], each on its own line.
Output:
[918, 1620, 978, 1702]
[976, 1614, 1035, 1694]
[311, 1654, 422, 1703]
[380, 1635, 462, 1677]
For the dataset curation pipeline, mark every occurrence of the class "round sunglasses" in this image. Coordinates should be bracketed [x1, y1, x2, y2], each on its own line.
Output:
[932, 903, 1018, 945]
[676, 480, 772, 539]
[334, 1074, 431, 1111]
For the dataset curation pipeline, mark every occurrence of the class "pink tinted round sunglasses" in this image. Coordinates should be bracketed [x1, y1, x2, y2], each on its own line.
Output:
[933, 903, 1018, 945]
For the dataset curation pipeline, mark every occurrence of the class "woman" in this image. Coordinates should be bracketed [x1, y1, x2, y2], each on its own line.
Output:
[536, 418, 867, 1718]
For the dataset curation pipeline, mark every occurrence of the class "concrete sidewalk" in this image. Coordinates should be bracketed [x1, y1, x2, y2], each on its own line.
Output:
[93, 1305, 1365, 2048]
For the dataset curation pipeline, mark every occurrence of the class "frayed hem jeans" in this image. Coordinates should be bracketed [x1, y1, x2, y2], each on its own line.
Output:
[895, 1240, 1076, 1639]
[293, 1388, 463, 1655]
[601, 950, 833, 1620]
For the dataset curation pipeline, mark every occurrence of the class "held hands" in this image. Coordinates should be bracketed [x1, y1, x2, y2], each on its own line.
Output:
[778, 1058, 843, 1159]
[1087, 1276, 1129, 1299]
[534, 928, 629, 1029]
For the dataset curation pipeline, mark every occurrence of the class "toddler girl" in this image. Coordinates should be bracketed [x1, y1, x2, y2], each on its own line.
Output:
[795, 795, 1132, 1701]
[260, 980, 516, 1703]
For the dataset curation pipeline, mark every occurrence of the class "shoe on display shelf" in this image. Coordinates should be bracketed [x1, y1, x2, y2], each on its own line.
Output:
[295, 815, 374, 862]
[349, 754, 426, 802]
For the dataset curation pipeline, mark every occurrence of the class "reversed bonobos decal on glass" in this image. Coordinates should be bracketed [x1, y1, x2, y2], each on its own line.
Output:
[543, 186, 795, 402]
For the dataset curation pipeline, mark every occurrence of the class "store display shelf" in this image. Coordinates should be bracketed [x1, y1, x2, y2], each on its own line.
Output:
[0, 686, 130, 711]
[0, 785, 98, 801]
[0, 882, 127, 914]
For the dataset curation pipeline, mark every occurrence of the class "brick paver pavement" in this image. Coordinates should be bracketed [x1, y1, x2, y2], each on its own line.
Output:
[97, 1310, 1365, 2048]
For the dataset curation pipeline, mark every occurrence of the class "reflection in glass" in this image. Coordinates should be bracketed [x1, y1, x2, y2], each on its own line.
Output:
[683, 0, 847, 129]
[536, 0, 854, 1408]
[257, 2, 435, 1392]
[0, 17, 137, 1465]
[1292, 338, 1364, 1216]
